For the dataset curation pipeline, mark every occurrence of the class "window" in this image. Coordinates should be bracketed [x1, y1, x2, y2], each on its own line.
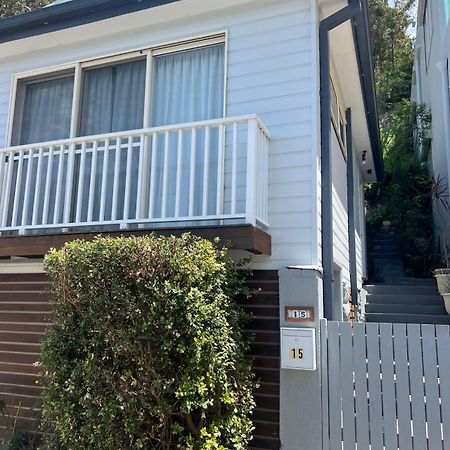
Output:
[11, 72, 74, 145]
[7, 36, 226, 224]
[9, 35, 226, 146]
[330, 77, 346, 155]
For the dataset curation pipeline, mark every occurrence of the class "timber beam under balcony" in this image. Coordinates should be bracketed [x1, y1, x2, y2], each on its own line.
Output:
[0, 224, 271, 258]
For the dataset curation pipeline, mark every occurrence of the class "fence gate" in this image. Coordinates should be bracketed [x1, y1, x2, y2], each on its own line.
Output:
[320, 320, 450, 450]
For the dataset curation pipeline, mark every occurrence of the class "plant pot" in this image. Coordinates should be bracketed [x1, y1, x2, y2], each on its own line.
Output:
[435, 273, 450, 295]
[443, 293, 450, 316]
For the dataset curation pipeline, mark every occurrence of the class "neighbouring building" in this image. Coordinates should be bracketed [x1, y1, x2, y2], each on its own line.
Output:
[0, 0, 381, 448]
[413, 0, 450, 265]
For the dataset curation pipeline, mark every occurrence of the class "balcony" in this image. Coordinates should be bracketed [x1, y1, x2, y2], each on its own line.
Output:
[0, 115, 271, 255]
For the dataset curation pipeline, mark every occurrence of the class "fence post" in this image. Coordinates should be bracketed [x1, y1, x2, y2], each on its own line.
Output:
[278, 267, 324, 450]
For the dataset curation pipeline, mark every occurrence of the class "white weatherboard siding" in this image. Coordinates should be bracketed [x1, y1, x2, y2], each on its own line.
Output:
[331, 130, 350, 284]
[0, 0, 317, 271]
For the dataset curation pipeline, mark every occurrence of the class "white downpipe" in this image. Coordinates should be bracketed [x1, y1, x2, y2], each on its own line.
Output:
[415, 47, 423, 105]
[437, 58, 450, 201]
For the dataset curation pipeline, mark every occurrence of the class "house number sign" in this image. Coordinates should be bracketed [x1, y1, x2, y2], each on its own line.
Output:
[285, 306, 314, 323]
[281, 328, 316, 371]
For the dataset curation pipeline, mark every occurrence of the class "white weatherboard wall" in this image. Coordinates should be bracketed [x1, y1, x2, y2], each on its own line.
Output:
[0, 0, 318, 271]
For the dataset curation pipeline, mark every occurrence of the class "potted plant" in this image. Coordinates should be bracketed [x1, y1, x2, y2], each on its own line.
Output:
[435, 267, 450, 314]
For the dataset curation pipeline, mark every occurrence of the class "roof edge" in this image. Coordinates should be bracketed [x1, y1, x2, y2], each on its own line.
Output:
[0, 0, 180, 44]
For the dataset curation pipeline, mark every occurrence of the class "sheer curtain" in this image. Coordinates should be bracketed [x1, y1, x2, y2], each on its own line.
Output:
[78, 59, 146, 222]
[19, 76, 74, 145]
[151, 44, 225, 218]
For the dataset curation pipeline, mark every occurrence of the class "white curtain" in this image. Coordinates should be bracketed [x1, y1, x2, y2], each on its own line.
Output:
[151, 44, 225, 218]
[19, 76, 74, 145]
[77, 59, 146, 222]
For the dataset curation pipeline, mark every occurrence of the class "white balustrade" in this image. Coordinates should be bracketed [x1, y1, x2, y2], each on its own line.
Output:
[0, 115, 270, 234]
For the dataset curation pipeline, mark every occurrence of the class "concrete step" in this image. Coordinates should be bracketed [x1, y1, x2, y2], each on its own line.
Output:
[366, 303, 446, 315]
[0, 311, 51, 322]
[0, 392, 41, 409]
[0, 351, 40, 365]
[366, 293, 443, 305]
[366, 313, 450, 325]
[0, 282, 50, 292]
[0, 362, 40, 375]
[0, 382, 43, 397]
[380, 277, 436, 286]
[0, 292, 50, 302]
[365, 284, 439, 295]
[0, 371, 42, 386]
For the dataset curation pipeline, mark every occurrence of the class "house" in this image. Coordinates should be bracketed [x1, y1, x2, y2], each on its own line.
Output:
[0, 0, 381, 448]
[412, 0, 450, 266]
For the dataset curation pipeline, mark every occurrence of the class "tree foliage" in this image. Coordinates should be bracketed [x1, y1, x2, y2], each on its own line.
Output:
[369, 0, 415, 116]
[0, 0, 51, 20]
[41, 235, 256, 449]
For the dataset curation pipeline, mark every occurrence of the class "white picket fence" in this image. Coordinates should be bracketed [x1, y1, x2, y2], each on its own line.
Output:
[321, 320, 450, 450]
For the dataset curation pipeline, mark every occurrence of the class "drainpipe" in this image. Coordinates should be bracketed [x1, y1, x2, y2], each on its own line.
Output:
[319, 0, 362, 320]
[346, 108, 359, 312]
[436, 58, 450, 202]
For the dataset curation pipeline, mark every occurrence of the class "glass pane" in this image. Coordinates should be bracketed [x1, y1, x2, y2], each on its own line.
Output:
[19, 76, 74, 145]
[79, 59, 146, 136]
[151, 44, 225, 218]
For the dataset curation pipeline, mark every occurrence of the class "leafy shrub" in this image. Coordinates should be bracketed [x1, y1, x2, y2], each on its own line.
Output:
[40, 235, 255, 450]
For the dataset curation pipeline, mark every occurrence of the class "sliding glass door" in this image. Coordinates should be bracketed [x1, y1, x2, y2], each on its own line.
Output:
[151, 44, 225, 217]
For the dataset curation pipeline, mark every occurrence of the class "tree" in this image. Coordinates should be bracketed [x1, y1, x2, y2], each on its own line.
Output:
[369, 0, 415, 116]
[0, 0, 51, 20]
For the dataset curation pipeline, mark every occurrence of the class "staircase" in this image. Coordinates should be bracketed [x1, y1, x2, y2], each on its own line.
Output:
[365, 230, 450, 324]
[0, 273, 52, 436]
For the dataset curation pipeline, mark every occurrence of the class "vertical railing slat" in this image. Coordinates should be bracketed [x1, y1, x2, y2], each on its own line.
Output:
[202, 126, 210, 216]
[161, 131, 170, 218]
[53, 145, 65, 224]
[21, 149, 34, 227]
[75, 142, 87, 223]
[123, 137, 134, 222]
[216, 124, 225, 216]
[87, 141, 98, 223]
[11, 151, 24, 227]
[0, 153, 6, 226]
[111, 139, 121, 221]
[231, 122, 238, 215]
[135, 134, 145, 219]
[188, 128, 197, 217]
[99, 139, 110, 222]
[42, 146, 54, 225]
[148, 133, 158, 219]
[245, 119, 258, 225]
[63, 143, 76, 224]
[175, 130, 183, 218]
[1, 151, 14, 228]
[31, 147, 44, 226]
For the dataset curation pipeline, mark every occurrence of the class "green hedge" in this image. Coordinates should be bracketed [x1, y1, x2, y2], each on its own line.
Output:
[41, 235, 256, 449]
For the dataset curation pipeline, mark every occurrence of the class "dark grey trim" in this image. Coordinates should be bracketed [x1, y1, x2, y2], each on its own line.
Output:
[319, 0, 360, 320]
[319, 0, 381, 320]
[346, 108, 359, 310]
[0, 0, 180, 44]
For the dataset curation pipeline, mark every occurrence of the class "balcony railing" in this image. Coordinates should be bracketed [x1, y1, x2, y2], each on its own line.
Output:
[0, 115, 270, 234]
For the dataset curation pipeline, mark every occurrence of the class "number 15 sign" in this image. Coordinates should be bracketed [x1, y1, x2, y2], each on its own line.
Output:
[281, 328, 316, 371]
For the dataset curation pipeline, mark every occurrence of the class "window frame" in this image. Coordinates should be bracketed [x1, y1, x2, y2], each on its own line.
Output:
[330, 74, 347, 158]
[6, 32, 228, 147]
